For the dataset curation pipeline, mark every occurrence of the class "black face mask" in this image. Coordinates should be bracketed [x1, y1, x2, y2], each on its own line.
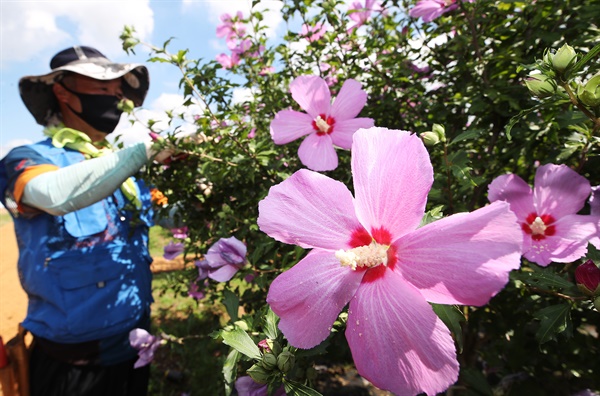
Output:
[59, 83, 124, 133]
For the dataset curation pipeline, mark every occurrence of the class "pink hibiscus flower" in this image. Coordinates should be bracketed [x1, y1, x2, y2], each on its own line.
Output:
[347, 0, 383, 31]
[195, 236, 247, 282]
[258, 127, 522, 395]
[270, 75, 374, 171]
[488, 164, 600, 267]
[216, 11, 246, 42]
[216, 52, 240, 69]
[409, 0, 474, 22]
[301, 22, 327, 42]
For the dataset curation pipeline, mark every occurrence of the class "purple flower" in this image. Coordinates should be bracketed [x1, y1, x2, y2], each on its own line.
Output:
[258, 127, 522, 395]
[188, 278, 206, 300]
[129, 329, 162, 368]
[163, 241, 184, 260]
[489, 164, 600, 266]
[270, 75, 374, 171]
[171, 226, 188, 239]
[589, 186, 600, 216]
[195, 236, 247, 282]
[235, 376, 286, 396]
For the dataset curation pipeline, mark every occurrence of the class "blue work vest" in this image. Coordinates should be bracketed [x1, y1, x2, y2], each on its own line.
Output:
[1, 139, 154, 343]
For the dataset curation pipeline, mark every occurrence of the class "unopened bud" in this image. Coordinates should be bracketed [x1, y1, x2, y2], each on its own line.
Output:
[267, 339, 282, 356]
[578, 73, 600, 107]
[118, 99, 135, 114]
[551, 44, 577, 73]
[247, 364, 271, 384]
[276, 350, 295, 373]
[261, 353, 277, 370]
[525, 72, 556, 99]
[575, 260, 600, 296]
[420, 132, 440, 146]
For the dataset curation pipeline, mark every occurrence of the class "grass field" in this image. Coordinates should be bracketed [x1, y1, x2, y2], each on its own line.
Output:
[0, 211, 12, 227]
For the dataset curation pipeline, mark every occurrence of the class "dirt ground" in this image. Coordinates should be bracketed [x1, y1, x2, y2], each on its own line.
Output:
[0, 220, 184, 343]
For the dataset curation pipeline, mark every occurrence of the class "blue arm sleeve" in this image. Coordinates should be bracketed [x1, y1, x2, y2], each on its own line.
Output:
[22, 142, 149, 216]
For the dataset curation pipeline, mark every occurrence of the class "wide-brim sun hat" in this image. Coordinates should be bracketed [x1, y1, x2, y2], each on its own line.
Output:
[19, 45, 150, 126]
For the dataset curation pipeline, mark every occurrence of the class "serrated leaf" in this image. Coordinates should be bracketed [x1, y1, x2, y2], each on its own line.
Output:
[223, 349, 240, 396]
[432, 304, 465, 353]
[283, 379, 323, 396]
[223, 288, 239, 322]
[264, 307, 280, 340]
[221, 327, 261, 359]
[533, 303, 572, 344]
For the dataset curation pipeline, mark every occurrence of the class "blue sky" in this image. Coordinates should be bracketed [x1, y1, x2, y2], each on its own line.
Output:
[0, 0, 289, 158]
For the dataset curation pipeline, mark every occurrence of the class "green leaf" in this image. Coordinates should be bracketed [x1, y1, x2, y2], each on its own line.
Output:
[460, 368, 493, 396]
[221, 327, 261, 359]
[263, 307, 280, 340]
[533, 303, 572, 344]
[283, 379, 323, 396]
[504, 104, 542, 140]
[449, 129, 483, 145]
[432, 304, 465, 353]
[586, 243, 600, 262]
[222, 349, 241, 396]
[569, 42, 600, 76]
[419, 205, 444, 227]
[511, 266, 576, 293]
[223, 288, 239, 322]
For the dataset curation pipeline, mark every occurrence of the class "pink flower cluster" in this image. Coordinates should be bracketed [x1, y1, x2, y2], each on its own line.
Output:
[215, 12, 263, 69]
[409, 0, 475, 22]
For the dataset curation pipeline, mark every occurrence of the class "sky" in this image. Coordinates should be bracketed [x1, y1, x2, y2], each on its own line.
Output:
[0, 0, 291, 158]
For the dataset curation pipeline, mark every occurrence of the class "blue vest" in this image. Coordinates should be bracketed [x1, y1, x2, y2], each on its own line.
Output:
[1, 139, 154, 343]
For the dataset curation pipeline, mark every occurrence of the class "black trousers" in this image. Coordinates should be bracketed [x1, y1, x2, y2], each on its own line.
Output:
[29, 343, 150, 396]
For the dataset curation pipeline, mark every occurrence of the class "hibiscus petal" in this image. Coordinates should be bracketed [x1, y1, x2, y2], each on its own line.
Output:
[352, 128, 432, 240]
[290, 75, 331, 117]
[330, 79, 368, 120]
[488, 173, 534, 220]
[396, 201, 522, 305]
[270, 110, 315, 144]
[533, 164, 591, 219]
[346, 270, 458, 395]
[298, 132, 338, 171]
[258, 169, 365, 250]
[267, 250, 364, 349]
[209, 264, 240, 282]
[330, 118, 375, 149]
[525, 214, 600, 266]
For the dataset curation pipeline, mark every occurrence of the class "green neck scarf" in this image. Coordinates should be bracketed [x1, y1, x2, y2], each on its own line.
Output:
[44, 126, 142, 209]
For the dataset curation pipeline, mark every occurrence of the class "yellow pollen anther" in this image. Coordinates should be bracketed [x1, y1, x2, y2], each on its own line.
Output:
[530, 216, 547, 235]
[335, 243, 388, 270]
[314, 116, 330, 133]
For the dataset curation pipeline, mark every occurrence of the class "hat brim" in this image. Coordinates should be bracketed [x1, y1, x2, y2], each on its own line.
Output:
[19, 58, 149, 126]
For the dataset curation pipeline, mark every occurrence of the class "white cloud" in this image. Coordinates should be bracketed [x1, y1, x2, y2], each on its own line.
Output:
[0, 1, 154, 68]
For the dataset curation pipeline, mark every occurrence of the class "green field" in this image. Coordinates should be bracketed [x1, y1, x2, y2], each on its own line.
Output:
[0, 212, 12, 227]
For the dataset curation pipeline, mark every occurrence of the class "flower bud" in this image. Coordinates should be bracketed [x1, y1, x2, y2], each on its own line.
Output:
[267, 339, 282, 356]
[420, 131, 440, 146]
[247, 363, 271, 384]
[551, 44, 577, 73]
[575, 260, 600, 296]
[577, 73, 600, 107]
[276, 349, 295, 373]
[525, 72, 556, 99]
[261, 352, 277, 370]
[118, 99, 135, 114]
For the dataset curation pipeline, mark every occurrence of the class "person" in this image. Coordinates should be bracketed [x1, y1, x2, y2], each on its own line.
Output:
[0, 45, 169, 396]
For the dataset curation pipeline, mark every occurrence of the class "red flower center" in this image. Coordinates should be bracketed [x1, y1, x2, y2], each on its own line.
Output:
[344, 227, 397, 282]
[312, 114, 335, 135]
[521, 213, 556, 241]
